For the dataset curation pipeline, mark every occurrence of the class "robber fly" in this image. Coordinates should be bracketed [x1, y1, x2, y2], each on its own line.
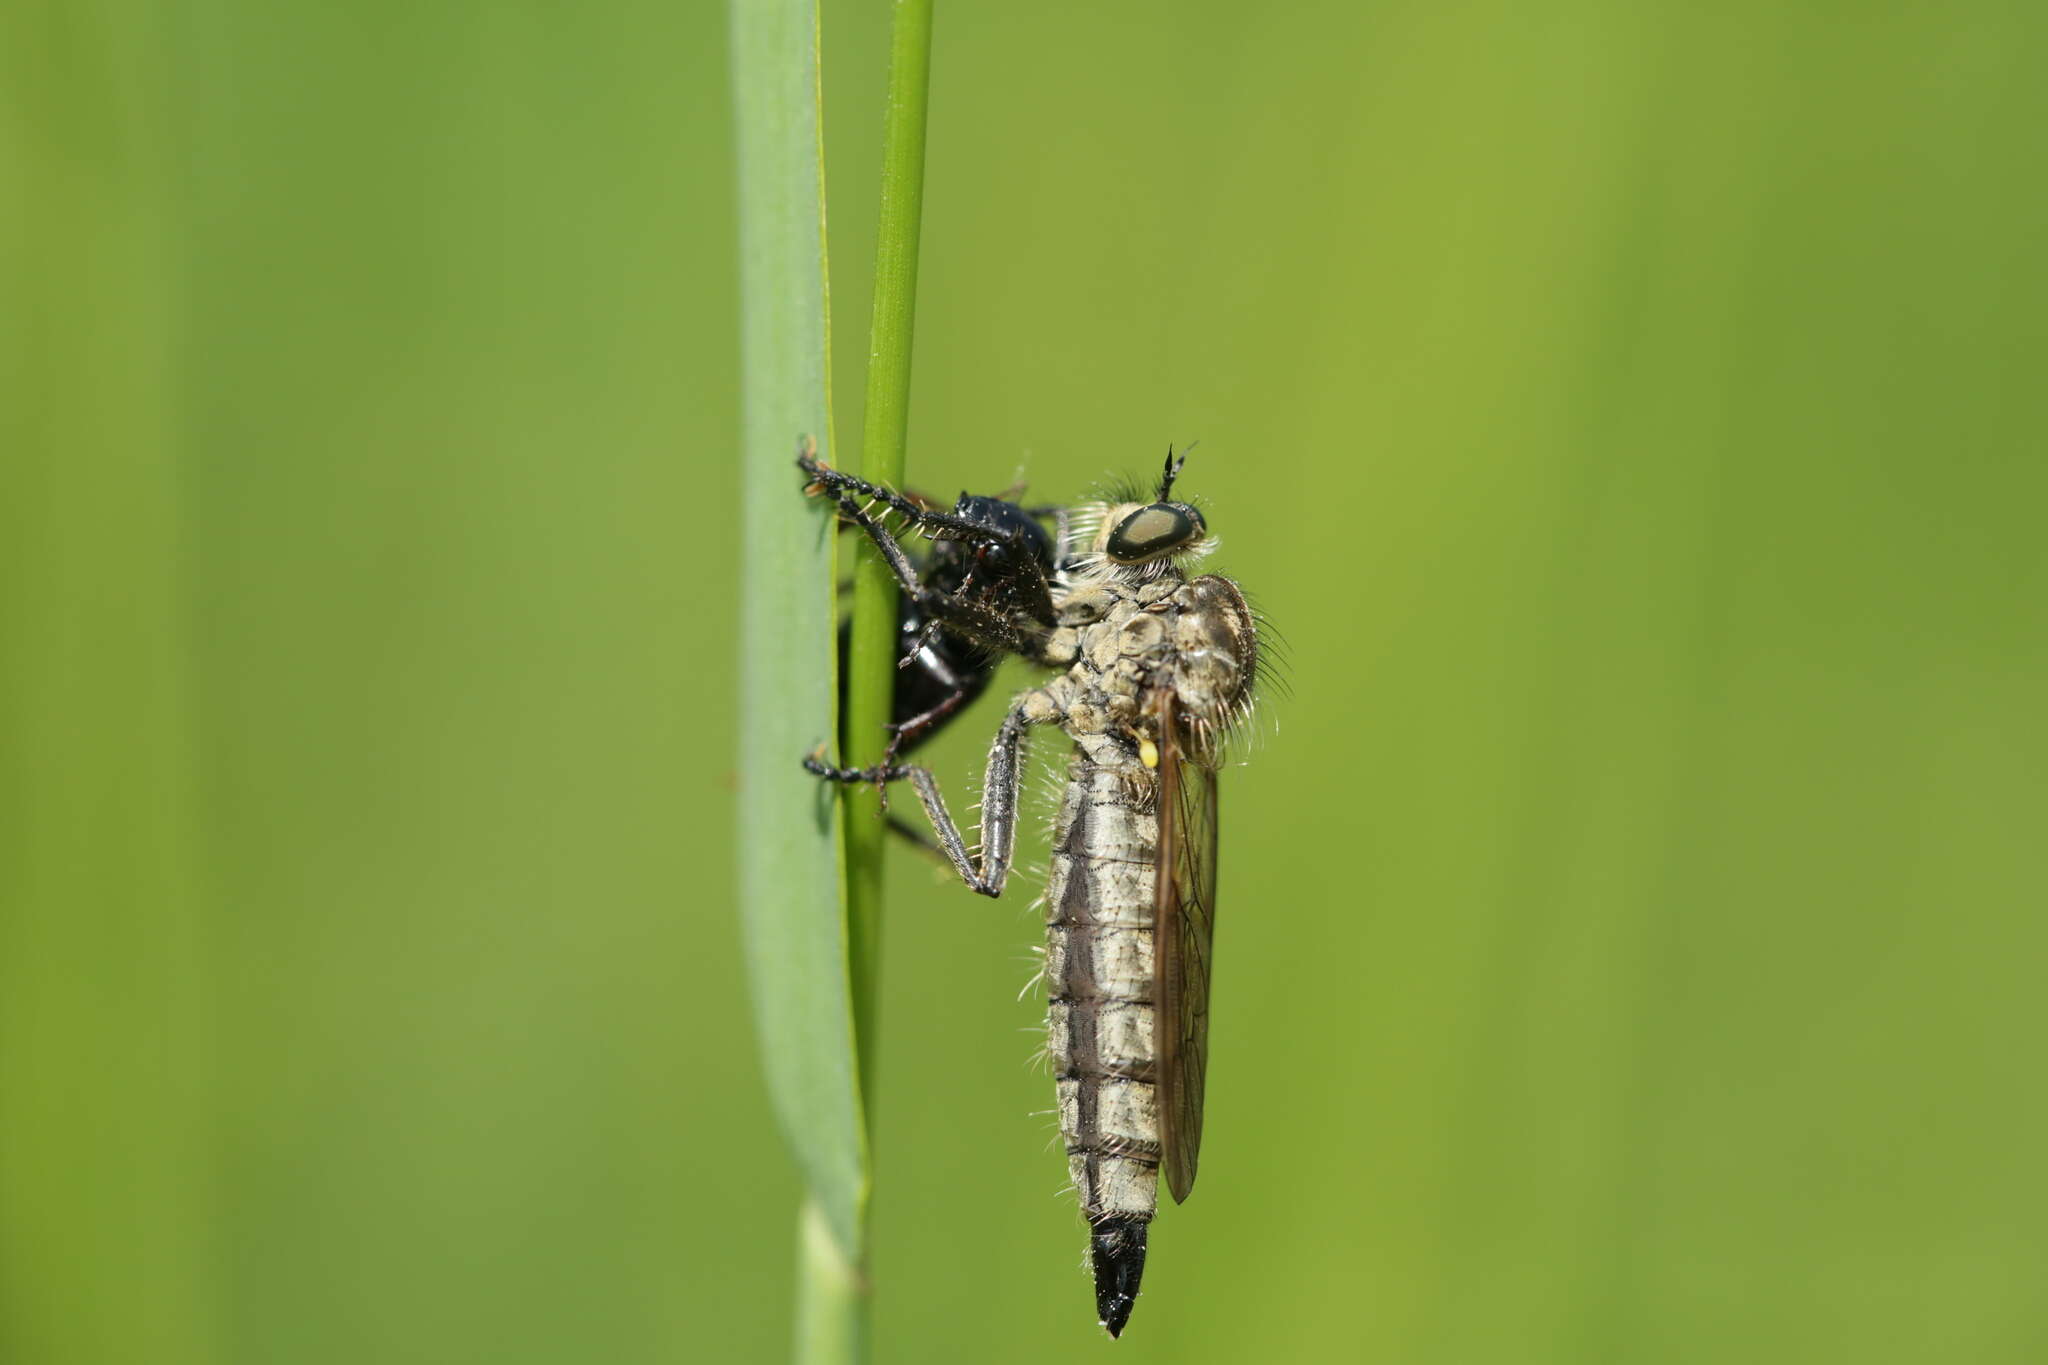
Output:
[801, 446, 1260, 1338]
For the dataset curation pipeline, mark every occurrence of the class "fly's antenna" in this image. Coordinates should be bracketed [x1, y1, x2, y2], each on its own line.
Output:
[1159, 441, 1199, 500]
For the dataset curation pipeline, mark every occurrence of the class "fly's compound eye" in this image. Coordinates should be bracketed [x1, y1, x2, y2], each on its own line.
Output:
[1105, 502, 1207, 564]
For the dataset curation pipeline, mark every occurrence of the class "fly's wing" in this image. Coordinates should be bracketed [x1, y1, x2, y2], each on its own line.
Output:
[1152, 696, 1220, 1204]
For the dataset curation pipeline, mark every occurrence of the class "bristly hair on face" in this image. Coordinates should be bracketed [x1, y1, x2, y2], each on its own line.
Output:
[1061, 443, 1220, 585]
[1089, 442, 1202, 509]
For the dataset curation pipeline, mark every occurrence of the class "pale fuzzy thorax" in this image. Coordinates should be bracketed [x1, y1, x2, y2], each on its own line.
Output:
[1215, 591, 1283, 763]
[1045, 501, 1264, 768]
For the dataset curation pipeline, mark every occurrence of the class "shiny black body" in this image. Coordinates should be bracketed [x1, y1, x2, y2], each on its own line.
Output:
[832, 489, 1059, 758]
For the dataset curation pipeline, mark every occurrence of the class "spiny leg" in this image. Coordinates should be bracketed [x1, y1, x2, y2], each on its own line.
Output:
[804, 703, 1040, 899]
[914, 584, 1050, 662]
[884, 814, 951, 866]
[799, 449, 1045, 558]
[883, 673, 975, 765]
[799, 450, 1058, 631]
[805, 471, 926, 596]
[805, 474, 1046, 656]
[978, 533, 1059, 628]
[799, 447, 943, 533]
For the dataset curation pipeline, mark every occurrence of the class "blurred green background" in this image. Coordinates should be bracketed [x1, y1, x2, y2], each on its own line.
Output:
[6, 1, 2045, 1362]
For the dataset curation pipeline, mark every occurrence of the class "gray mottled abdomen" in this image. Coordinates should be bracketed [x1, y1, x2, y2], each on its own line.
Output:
[1045, 760, 1161, 1223]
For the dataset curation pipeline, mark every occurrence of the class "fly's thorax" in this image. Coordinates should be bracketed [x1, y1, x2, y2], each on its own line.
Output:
[1044, 628, 1156, 757]
[1085, 602, 1175, 674]
[1044, 557, 1181, 672]
[1162, 575, 1259, 741]
[1017, 684, 1065, 727]
[1055, 571, 1262, 777]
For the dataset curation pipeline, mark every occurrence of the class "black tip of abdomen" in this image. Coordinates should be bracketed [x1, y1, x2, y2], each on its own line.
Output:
[1089, 1217, 1149, 1338]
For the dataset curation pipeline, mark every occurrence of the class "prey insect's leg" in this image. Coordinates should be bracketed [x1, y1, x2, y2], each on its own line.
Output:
[883, 624, 982, 760]
[887, 683, 969, 749]
[915, 586, 1050, 661]
[799, 451, 1058, 628]
[805, 693, 1056, 899]
[807, 476, 927, 596]
[884, 675, 975, 763]
[884, 814, 953, 868]
[800, 450, 1044, 557]
[798, 449, 940, 531]
[823, 487, 1048, 660]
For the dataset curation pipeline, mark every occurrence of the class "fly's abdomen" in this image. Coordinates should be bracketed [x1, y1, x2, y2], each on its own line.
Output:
[1044, 761, 1161, 1224]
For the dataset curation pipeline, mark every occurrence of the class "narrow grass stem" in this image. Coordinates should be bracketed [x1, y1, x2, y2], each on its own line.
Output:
[843, 0, 936, 1142]
[795, 1200, 867, 1365]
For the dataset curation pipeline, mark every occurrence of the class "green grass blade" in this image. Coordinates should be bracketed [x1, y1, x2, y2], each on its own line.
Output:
[736, 0, 934, 1353]
[0, 9, 213, 1358]
[731, 0, 866, 1270]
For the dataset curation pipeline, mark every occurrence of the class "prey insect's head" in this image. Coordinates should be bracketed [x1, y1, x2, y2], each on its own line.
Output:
[948, 493, 1055, 575]
[1101, 445, 1210, 566]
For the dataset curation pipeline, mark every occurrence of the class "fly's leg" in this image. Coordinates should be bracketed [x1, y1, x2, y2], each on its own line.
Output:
[883, 677, 974, 764]
[804, 754, 1001, 888]
[799, 447, 1058, 632]
[804, 697, 1051, 899]
[821, 482, 1050, 661]
[799, 448, 1041, 559]
[913, 583, 1049, 660]
[798, 446, 942, 533]
[885, 615, 980, 760]
[803, 466, 926, 593]
[803, 471, 1029, 649]
[901, 615, 946, 669]
[884, 814, 950, 866]
[896, 567, 967, 672]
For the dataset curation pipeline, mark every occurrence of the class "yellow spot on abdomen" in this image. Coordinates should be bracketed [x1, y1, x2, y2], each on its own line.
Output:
[1138, 736, 1160, 768]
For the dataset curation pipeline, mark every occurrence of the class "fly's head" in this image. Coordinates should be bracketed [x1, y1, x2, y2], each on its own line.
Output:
[1073, 446, 1218, 584]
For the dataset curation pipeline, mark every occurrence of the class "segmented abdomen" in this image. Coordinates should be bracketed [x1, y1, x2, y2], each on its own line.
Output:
[1044, 759, 1161, 1224]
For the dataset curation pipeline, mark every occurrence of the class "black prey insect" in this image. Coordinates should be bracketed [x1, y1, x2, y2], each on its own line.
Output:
[801, 446, 1261, 1338]
[806, 449, 1063, 764]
